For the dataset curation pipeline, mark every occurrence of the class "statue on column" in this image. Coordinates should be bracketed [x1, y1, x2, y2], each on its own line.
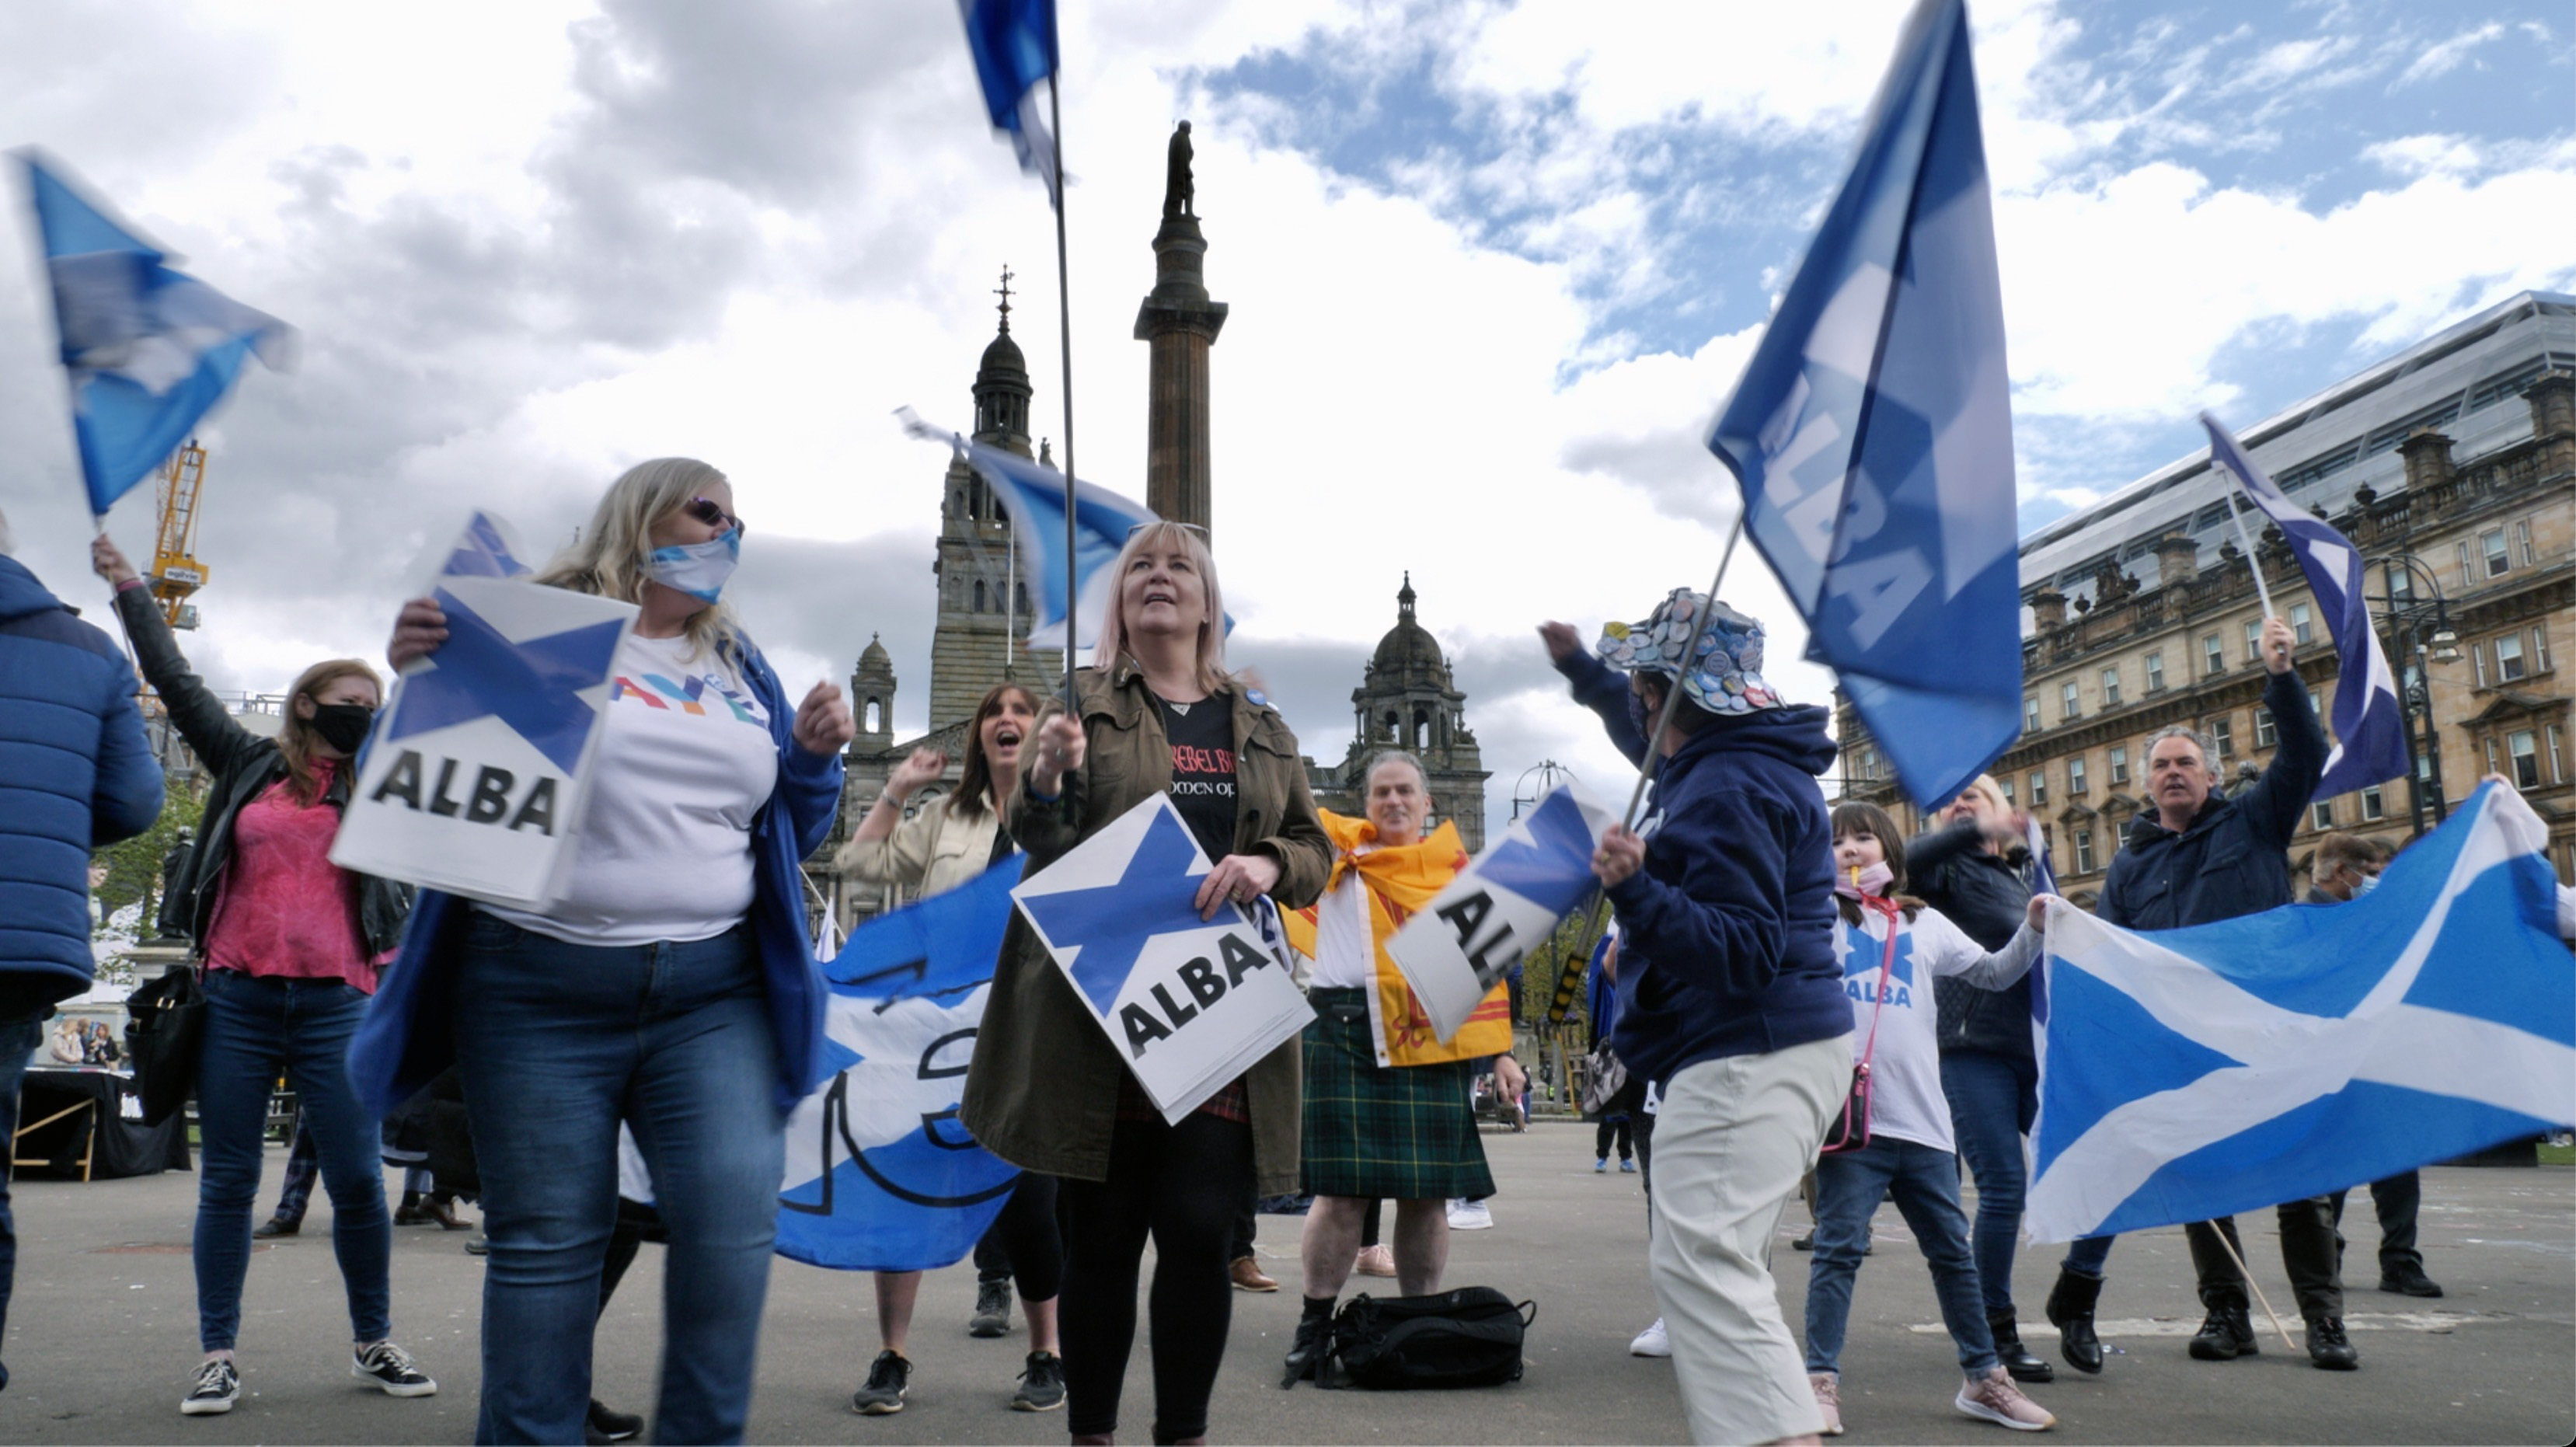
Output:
[1163, 120, 1194, 218]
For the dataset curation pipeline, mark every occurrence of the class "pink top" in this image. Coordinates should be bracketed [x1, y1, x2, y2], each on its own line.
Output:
[203, 758, 381, 992]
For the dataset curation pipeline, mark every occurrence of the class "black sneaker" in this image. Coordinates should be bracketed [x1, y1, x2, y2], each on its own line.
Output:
[181, 1358, 239, 1416]
[2187, 1305, 2258, 1361]
[851, 1350, 910, 1415]
[2380, 1267, 2444, 1299]
[2305, 1316, 2360, 1371]
[1012, 1350, 1065, 1411]
[586, 1397, 644, 1443]
[971, 1278, 1013, 1338]
[252, 1216, 299, 1240]
[352, 1341, 437, 1396]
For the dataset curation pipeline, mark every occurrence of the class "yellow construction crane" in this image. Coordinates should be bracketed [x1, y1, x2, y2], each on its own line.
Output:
[149, 439, 211, 630]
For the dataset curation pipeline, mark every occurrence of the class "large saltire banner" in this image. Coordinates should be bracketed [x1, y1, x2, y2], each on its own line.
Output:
[330, 513, 629, 907]
[777, 859, 1027, 1272]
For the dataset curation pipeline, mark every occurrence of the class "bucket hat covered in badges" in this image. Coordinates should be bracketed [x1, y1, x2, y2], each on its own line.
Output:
[1595, 588, 1786, 715]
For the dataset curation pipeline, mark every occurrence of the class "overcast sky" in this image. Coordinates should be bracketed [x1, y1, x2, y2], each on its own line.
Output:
[3, 0, 2569, 827]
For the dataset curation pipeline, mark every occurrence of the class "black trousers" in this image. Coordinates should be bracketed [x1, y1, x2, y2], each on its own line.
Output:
[1595, 1115, 1633, 1162]
[1058, 1111, 1253, 1442]
[2328, 1170, 2424, 1277]
[2186, 1198, 2342, 1320]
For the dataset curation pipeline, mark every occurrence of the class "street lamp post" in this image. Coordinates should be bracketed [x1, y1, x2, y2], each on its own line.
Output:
[1511, 759, 1577, 822]
[2366, 552, 2460, 839]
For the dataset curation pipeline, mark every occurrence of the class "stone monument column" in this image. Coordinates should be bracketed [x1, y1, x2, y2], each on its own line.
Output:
[1134, 120, 1228, 532]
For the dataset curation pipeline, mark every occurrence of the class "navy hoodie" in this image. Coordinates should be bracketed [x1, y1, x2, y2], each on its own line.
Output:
[1556, 652, 1851, 1086]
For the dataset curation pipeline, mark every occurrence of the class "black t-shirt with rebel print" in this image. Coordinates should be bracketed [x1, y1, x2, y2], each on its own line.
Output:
[1156, 690, 1239, 865]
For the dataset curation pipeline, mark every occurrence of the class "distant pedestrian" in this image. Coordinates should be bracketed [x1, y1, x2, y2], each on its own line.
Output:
[0, 509, 164, 1396]
[93, 531, 430, 1417]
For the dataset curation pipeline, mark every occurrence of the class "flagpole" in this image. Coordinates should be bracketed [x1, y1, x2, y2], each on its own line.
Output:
[2220, 487, 2278, 620]
[2201, 1220, 2302, 1353]
[1046, 57, 1079, 712]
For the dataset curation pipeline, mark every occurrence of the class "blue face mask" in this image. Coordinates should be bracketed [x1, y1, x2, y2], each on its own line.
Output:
[2351, 870, 2379, 897]
[644, 528, 741, 604]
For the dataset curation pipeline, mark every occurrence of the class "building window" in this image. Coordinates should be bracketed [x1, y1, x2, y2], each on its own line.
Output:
[2025, 696, 2041, 734]
[2473, 641, 2488, 688]
[1860, 746, 1881, 781]
[2362, 786, 2384, 821]
[2100, 667, 2122, 706]
[2213, 716, 2236, 758]
[2109, 744, 2129, 784]
[2385, 562, 2415, 605]
[2146, 650, 2166, 692]
[2289, 601, 2314, 645]
[2313, 799, 2334, 830]
[2257, 708, 2278, 749]
[2069, 755, 2090, 794]
[2510, 730, 2542, 789]
[2481, 528, 2510, 577]
[863, 698, 882, 734]
[2074, 828, 2097, 874]
[2535, 626, 2554, 675]
[972, 579, 988, 613]
[2549, 724, 2567, 784]
[2204, 633, 2226, 676]
[2516, 519, 2536, 567]
[2243, 618, 2263, 662]
[2028, 769, 2048, 806]
[2496, 632, 2527, 682]
[2456, 539, 2474, 590]
[1999, 776, 2016, 807]
[2061, 681, 2081, 720]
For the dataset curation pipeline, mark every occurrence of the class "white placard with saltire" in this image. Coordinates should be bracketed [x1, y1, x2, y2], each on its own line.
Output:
[1386, 783, 1621, 1042]
[329, 514, 633, 908]
[1013, 794, 1312, 1123]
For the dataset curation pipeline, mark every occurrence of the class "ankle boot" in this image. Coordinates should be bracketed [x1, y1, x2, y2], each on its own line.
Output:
[2044, 1268, 2104, 1375]
[1989, 1309, 2055, 1382]
[392, 1191, 427, 1226]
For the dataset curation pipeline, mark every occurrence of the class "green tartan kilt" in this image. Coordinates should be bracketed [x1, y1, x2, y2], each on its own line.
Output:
[1299, 988, 1495, 1201]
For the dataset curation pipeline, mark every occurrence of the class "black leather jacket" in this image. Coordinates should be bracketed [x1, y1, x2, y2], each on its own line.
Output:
[115, 588, 410, 959]
[1907, 815, 2036, 1059]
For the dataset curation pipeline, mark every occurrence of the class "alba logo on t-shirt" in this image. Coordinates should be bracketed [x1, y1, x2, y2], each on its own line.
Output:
[1843, 926, 1915, 1008]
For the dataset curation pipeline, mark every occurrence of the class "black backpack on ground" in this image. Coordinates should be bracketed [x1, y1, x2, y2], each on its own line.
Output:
[1317, 1287, 1535, 1390]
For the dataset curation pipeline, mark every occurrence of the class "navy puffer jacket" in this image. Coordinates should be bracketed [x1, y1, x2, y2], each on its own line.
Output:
[0, 559, 163, 1019]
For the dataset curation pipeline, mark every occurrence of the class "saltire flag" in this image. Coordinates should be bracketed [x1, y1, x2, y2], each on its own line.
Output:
[957, 0, 1061, 206]
[1386, 783, 1621, 1041]
[898, 407, 1157, 654]
[777, 859, 1028, 1272]
[16, 149, 294, 516]
[1704, 0, 2020, 812]
[2201, 413, 2409, 798]
[2024, 782, 2572, 1244]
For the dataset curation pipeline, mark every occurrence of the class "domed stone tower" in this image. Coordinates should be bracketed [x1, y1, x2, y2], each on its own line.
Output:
[929, 268, 1062, 725]
[1333, 574, 1490, 850]
[850, 633, 896, 753]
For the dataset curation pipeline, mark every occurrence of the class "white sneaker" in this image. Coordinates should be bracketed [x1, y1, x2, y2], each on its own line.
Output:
[1445, 1198, 1494, 1230]
[1629, 1317, 1671, 1358]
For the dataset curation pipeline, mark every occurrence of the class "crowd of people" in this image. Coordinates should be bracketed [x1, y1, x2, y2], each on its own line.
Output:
[1, 480, 2570, 1445]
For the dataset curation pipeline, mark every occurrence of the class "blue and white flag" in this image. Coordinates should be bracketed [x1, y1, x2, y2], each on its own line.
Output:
[1015, 795, 1313, 1121]
[777, 860, 1027, 1273]
[16, 150, 294, 516]
[2024, 811, 2057, 1034]
[899, 408, 1156, 654]
[1704, 0, 2020, 813]
[2202, 413, 2409, 799]
[1387, 783, 1620, 1041]
[2024, 783, 2573, 1244]
[329, 512, 632, 907]
[957, 0, 1061, 206]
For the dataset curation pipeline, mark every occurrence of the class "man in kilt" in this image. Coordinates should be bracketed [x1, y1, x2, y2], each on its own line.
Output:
[1277, 751, 1514, 1387]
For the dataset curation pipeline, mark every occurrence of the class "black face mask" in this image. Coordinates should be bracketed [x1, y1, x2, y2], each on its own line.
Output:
[309, 703, 375, 754]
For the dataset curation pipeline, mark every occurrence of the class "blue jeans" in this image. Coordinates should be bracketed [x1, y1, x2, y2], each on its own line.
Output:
[1, 1009, 45, 1393]
[2062, 1233, 2115, 1278]
[1940, 1049, 2036, 1317]
[195, 970, 392, 1351]
[1804, 1137, 1996, 1376]
[453, 915, 783, 1446]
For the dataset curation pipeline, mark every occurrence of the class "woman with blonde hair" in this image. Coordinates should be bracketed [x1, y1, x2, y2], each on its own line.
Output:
[92, 535, 430, 1418]
[351, 457, 854, 1443]
[836, 679, 1068, 1417]
[963, 521, 1332, 1445]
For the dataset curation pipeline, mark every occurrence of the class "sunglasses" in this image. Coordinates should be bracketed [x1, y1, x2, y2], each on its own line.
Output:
[1125, 521, 1210, 538]
[683, 497, 746, 537]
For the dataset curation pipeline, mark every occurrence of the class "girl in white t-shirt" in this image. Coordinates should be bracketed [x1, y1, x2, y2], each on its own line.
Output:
[1802, 801, 2058, 1436]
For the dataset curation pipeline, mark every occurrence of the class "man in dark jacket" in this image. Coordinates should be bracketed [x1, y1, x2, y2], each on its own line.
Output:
[1906, 776, 2053, 1382]
[1544, 592, 1851, 1445]
[0, 511, 165, 1393]
[2054, 614, 2360, 1374]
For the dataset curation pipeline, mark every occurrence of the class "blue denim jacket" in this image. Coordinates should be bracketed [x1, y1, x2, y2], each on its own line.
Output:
[347, 631, 842, 1118]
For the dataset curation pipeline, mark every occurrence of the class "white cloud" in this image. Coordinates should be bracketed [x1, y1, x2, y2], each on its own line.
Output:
[2394, 21, 2508, 87]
